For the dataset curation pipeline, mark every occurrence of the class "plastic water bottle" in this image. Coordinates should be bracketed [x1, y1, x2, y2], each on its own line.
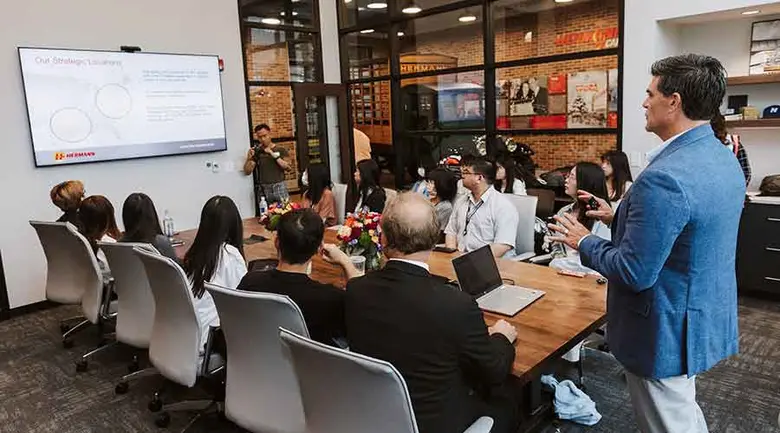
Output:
[163, 210, 175, 240]
[258, 196, 268, 216]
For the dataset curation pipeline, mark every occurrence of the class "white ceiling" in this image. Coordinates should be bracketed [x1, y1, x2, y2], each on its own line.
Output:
[662, 2, 780, 25]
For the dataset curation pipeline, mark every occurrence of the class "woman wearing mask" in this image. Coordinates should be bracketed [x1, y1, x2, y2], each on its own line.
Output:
[183, 196, 248, 352]
[494, 156, 527, 196]
[600, 151, 633, 204]
[353, 159, 386, 213]
[50, 180, 85, 230]
[301, 163, 337, 227]
[426, 168, 458, 231]
[120, 193, 178, 261]
[79, 195, 122, 285]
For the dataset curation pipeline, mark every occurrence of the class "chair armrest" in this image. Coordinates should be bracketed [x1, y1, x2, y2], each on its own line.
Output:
[510, 251, 537, 262]
[528, 253, 553, 265]
[463, 417, 494, 433]
[100, 279, 116, 319]
[200, 325, 220, 376]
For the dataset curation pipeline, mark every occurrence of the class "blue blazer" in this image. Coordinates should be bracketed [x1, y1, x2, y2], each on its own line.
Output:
[580, 124, 745, 379]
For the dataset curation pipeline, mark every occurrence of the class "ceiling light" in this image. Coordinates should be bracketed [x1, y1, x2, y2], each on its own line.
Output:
[458, 13, 477, 23]
[742, 9, 760, 15]
[261, 17, 282, 25]
[291, 0, 300, 2]
[554, 0, 574, 3]
[402, 4, 422, 14]
[344, 0, 352, 3]
[360, 28, 375, 34]
[366, 2, 388, 9]
[280, 11, 299, 16]
[397, 31, 405, 37]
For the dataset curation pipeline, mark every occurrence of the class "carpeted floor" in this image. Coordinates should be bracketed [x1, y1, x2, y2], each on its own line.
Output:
[0, 297, 778, 433]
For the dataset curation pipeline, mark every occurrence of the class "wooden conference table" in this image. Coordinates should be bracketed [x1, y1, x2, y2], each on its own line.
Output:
[177, 218, 607, 384]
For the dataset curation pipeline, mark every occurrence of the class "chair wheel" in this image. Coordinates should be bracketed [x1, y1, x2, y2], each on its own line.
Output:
[115, 382, 129, 395]
[75, 360, 88, 373]
[62, 339, 74, 349]
[148, 397, 163, 412]
[155, 412, 171, 428]
[59, 323, 70, 333]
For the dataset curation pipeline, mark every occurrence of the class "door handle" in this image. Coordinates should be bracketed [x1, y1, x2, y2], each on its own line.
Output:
[768, 217, 780, 223]
[767, 247, 780, 253]
[766, 277, 780, 283]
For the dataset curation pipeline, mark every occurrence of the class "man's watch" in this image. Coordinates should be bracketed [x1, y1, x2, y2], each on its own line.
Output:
[272, 152, 281, 159]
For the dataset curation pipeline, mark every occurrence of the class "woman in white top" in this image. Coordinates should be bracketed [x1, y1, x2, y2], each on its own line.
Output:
[494, 155, 527, 196]
[78, 195, 122, 285]
[549, 162, 612, 276]
[182, 196, 248, 352]
[600, 150, 633, 206]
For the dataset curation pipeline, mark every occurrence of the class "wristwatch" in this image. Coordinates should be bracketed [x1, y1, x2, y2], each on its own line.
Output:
[272, 151, 281, 159]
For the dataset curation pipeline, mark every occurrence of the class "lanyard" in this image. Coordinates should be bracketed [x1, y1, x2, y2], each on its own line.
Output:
[464, 200, 484, 236]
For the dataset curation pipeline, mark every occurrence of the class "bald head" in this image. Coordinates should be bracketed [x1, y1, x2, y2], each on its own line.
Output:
[381, 192, 440, 255]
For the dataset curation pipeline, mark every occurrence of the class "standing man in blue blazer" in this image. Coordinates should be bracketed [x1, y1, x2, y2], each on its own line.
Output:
[549, 54, 745, 432]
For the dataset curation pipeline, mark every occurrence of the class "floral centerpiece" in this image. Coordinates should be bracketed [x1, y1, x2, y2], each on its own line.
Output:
[258, 201, 302, 231]
[336, 211, 383, 271]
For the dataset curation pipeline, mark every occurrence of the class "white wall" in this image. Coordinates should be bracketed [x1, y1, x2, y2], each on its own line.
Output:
[679, 14, 780, 191]
[0, 0, 253, 308]
[622, 0, 780, 186]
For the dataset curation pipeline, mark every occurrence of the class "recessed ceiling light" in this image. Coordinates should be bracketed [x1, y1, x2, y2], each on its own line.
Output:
[458, 13, 477, 23]
[367, 2, 387, 9]
[360, 28, 375, 34]
[261, 17, 282, 25]
[402, 4, 422, 14]
[344, 0, 352, 3]
[397, 31, 405, 36]
[291, 0, 300, 2]
[742, 9, 760, 15]
[280, 11, 299, 16]
[554, 0, 574, 3]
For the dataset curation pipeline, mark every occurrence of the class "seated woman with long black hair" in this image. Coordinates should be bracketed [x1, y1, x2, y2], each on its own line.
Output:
[425, 168, 458, 231]
[79, 195, 122, 284]
[548, 162, 611, 275]
[354, 159, 386, 213]
[183, 196, 248, 352]
[301, 163, 337, 227]
[600, 150, 633, 204]
[120, 193, 178, 261]
[494, 155, 527, 196]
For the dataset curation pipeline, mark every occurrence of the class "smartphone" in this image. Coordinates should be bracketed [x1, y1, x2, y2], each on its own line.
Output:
[587, 197, 599, 211]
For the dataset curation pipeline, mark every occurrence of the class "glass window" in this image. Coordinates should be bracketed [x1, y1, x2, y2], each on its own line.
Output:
[394, 0, 462, 12]
[349, 80, 392, 144]
[245, 29, 319, 82]
[494, 0, 620, 63]
[495, 56, 618, 130]
[241, 0, 316, 29]
[339, 0, 389, 29]
[399, 8, 484, 70]
[400, 71, 485, 131]
[248, 86, 296, 138]
[344, 28, 391, 79]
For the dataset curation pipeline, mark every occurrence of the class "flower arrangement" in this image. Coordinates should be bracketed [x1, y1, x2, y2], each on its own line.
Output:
[336, 211, 383, 271]
[259, 201, 302, 231]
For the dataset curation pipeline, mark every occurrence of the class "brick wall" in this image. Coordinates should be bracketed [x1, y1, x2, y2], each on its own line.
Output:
[512, 133, 617, 171]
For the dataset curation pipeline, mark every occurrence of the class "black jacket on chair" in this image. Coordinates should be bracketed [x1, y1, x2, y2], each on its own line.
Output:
[345, 260, 516, 433]
[357, 187, 386, 213]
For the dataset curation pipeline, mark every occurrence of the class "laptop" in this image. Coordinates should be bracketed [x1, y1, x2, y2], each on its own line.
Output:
[452, 245, 545, 316]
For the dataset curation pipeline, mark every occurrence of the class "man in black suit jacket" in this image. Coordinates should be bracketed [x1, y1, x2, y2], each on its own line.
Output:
[346, 192, 519, 433]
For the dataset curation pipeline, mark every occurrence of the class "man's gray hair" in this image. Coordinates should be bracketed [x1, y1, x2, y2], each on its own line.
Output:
[381, 192, 440, 255]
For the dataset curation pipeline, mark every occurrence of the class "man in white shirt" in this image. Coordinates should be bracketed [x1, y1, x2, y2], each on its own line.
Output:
[444, 157, 519, 258]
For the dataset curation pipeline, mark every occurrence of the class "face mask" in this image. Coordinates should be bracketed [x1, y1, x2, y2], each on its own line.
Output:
[417, 167, 426, 178]
[301, 170, 309, 187]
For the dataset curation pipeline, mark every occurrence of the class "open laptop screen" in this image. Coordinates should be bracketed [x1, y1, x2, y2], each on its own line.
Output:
[452, 245, 502, 297]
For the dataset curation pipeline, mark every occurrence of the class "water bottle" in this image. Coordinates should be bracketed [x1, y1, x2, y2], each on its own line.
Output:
[163, 210, 175, 240]
[258, 196, 268, 216]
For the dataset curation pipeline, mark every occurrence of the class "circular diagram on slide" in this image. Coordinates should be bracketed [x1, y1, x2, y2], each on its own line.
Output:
[95, 83, 132, 119]
[49, 108, 93, 143]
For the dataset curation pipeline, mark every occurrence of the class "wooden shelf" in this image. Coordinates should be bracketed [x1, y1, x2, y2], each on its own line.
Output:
[726, 118, 780, 128]
[727, 74, 780, 86]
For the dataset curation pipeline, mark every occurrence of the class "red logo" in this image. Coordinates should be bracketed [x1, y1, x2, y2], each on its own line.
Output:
[53, 151, 96, 162]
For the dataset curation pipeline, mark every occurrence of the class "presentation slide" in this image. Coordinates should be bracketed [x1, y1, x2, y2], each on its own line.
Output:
[18, 48, 228, 167]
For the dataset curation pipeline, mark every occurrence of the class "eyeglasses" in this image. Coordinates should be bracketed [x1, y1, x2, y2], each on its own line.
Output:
[461, 170, 480, 177]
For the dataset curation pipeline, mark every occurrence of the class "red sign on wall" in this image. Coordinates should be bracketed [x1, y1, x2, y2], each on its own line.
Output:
[555, 27, 619, 49]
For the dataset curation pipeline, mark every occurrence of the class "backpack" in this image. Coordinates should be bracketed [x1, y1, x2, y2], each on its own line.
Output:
[759, 175, 780, 196]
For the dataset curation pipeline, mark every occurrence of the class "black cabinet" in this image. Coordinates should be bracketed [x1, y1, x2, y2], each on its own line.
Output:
[736, 201, 780, 295]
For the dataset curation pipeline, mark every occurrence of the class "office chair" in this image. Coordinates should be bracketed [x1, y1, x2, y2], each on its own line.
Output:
[503, 194, 538, 262]
[135, 247, 224, 431]
[332, 182, 348, 224]
[100, 242, 160, 394]
[30, 221, 117, 370]
[206, 283, 308, 433]
[526, 188, 556, 219]
[280, 329, 494, 433]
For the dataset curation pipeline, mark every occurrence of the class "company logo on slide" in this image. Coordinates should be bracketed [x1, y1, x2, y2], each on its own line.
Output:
[53, 151, 96, 162]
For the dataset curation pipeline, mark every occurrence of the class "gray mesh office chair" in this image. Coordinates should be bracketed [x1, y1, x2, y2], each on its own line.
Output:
[100, 242, 159, 394]
[134, 247, 223, 431]
[206, 283, 308, 433]
[280, 329, 494, 433]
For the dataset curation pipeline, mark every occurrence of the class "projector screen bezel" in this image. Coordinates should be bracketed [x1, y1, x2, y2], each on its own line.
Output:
[17, 46, 229, 168]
